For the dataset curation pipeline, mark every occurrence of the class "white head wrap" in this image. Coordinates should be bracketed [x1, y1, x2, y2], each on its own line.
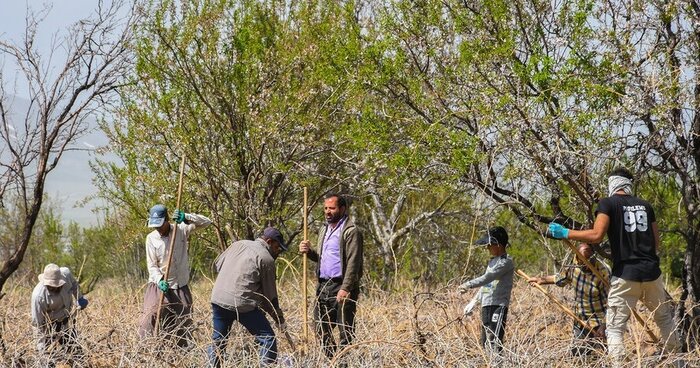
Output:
[608, 175, 632, 197]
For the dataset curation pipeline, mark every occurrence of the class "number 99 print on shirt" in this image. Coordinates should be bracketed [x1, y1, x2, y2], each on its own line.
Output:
[596, 195, 661, 281]
[623, 205, 648, 232]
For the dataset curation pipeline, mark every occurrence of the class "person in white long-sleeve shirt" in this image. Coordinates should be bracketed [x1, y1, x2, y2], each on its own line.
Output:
[138, 204, 212, 347]
[31, 264, 87, 358]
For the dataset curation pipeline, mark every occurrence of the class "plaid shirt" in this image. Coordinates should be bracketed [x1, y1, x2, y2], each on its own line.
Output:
[555, 258, 610, 328]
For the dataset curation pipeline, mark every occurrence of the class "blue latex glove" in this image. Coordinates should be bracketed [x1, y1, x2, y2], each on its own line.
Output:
[77, 296, 88, 309]
[158, 280, 169, 292]
[172, 209, 186, 224]
[548, 222, 570, 239]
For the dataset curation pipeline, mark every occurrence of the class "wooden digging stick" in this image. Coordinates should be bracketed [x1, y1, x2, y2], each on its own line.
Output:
[562, 239, 659, 343]
[516, 269, 595, 333]
[154, 155, 186, 336]
[302, 187, 309, 352]
[284, 329, 297, 351]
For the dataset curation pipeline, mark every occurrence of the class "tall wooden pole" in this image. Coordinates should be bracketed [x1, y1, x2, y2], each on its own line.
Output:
[154, 155, 186, 336]
[562, 239, 658, 343]
[302, 187, 309, 350]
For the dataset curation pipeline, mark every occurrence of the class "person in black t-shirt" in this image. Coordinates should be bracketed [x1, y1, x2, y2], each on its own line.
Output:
[547, 167, 680, 363]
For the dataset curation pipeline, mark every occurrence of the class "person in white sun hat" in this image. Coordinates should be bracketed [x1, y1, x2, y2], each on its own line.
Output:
[31, 263, 86, 360]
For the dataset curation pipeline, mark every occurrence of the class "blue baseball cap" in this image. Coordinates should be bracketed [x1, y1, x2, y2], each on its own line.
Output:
[148, 204, 168, 228]
[263, 227, 288, 251]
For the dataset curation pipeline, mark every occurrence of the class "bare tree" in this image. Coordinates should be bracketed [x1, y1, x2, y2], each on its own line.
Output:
[0, 0, 136, 297]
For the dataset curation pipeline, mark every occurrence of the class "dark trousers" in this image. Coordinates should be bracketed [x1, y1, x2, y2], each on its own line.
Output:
[314, 278, 358, 358]
[571, 322, 606, 356]
[37, 318, 83, 367]
[207, 303, 277, 367]
[43, 319, 77, 348]
[480, 305, 508, 354]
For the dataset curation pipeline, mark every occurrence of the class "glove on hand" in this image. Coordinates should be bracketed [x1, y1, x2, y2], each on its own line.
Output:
[172, 209, 186, 224]
[548, 222, 569, 239]
[77, 297, 89, 310]
[158, 280, 169, 292]
[457, 283, 469, 294]
[463, 297, 478, 316]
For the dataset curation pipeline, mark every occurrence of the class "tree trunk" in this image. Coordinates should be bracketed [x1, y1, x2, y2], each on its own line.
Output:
[0, 195, 42, 294]
[379, 240, 395, 290]
[680, 227, 700, 349]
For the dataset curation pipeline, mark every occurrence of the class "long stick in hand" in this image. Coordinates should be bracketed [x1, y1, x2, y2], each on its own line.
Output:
[516, 269, 595, 333]
[562, 239, 658, 343]
[154, 155, 186, 336]
[302, 187, 309, 350]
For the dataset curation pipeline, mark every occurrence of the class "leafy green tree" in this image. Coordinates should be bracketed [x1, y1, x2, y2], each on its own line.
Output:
[28, 202, 67, 270]
[315, 0, 486, 288]
[93, 0, 373, 276]
[1, 196, 67, 278]
[612, 0, 700, 340]
[66, 215, 147, 290]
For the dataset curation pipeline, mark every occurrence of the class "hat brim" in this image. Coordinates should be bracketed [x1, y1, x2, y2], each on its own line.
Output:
[148, 217, 165, 228]
[273, 237, 288, 252]
[475, 234, 498, 246]
[38, 274, 66, 288]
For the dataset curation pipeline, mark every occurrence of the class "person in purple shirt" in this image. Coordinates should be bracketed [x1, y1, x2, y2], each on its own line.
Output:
[299, 193, 363, 359]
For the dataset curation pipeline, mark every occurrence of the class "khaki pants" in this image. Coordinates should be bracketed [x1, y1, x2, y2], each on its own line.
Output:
[606, 275, 680, 359]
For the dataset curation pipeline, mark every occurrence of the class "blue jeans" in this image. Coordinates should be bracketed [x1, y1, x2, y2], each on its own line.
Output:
[207, 303, 277, 367]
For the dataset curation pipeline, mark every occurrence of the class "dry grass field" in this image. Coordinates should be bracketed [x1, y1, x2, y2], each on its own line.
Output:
[1, 273, 698, 367]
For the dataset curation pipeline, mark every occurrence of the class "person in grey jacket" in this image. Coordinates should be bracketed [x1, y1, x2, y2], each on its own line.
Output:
[458, 226, 514, 355]
[207, 227, 287, 367]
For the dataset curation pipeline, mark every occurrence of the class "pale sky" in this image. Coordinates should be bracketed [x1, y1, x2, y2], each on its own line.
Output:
[1, 0, 117, 226]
